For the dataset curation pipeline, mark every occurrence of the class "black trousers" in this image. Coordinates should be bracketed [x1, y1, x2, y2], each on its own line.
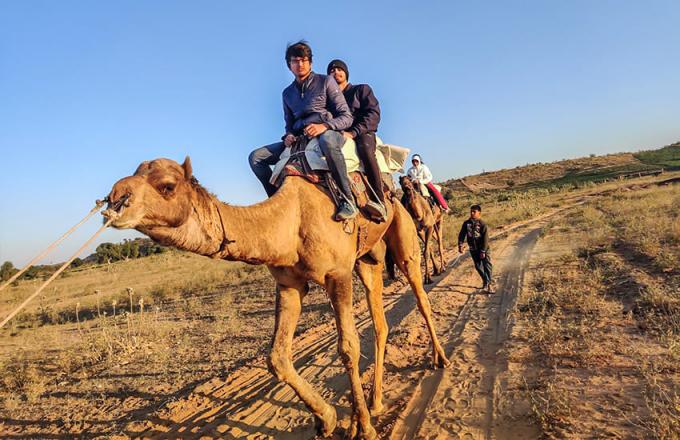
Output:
[354, 132, 385, 203]
[470, 249, 493, 285]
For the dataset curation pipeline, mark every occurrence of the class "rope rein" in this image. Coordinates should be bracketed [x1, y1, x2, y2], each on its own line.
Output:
[0, 196, 128, 329]
[0, 200, 107, 293]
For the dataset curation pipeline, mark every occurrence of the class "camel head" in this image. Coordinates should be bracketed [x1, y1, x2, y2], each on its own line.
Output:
[104, 157, 196, 232]
[399, 175, 425, 223]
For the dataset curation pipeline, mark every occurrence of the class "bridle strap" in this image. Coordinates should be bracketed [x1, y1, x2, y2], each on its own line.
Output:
[208, 197, 235, 259]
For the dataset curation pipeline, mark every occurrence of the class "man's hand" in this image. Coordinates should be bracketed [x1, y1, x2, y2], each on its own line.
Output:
[342, 131, 355, 140]
[458, 244, 464, 254]
[480, 251, 486, 260]
[283, 134, 296, 147]
[304, 123, 328, 137]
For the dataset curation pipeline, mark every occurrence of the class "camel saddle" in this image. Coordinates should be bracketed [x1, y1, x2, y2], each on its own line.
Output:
[271, 137, 396, 224]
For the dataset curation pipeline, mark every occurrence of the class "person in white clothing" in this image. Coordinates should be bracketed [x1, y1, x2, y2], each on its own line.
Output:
[407, 154, 449, 212]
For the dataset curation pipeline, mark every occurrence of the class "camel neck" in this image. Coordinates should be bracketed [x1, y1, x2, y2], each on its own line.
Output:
[210, 186, 300, 265]
[141, 180, 301, 266]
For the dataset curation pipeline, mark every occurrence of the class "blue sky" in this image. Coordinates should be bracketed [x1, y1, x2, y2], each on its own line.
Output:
[1, 0, 679, 266]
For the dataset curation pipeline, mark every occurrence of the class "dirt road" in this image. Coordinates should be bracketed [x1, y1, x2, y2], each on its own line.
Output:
[125, 209, 566, 439]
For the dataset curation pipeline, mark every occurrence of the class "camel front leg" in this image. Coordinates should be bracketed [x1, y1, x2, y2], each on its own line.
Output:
[418, 228, 433, 284]
[435, 220, 446, 272]
[268, 281, 337, 437]
[428, 224, 443, 276]
[327, 274, 377, 440]
[356, 256, 388, 414]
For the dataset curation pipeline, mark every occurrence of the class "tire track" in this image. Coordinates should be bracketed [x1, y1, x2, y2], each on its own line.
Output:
[387, 224, 547, 440]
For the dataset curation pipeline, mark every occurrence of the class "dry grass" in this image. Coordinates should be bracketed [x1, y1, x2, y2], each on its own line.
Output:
[514, 183, 680, 438]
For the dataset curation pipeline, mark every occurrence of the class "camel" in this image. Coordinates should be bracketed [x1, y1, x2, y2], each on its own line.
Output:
[104, 157, 448, 439]
[399, 176, 446, 284]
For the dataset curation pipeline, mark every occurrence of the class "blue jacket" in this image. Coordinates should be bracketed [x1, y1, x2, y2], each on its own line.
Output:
[282, 72, 353, 135]
[342, 83, 381, 138]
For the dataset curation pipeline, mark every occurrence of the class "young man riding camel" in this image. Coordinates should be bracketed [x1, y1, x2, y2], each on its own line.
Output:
[327, 59, 387, 222]
[249, 41, 358, 221]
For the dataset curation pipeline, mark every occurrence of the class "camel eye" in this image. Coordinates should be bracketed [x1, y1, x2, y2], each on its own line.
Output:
[159, 183, 176, 196]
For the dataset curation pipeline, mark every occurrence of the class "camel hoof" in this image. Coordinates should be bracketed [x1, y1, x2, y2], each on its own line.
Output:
[348, 416, 358, 439]
[370, 400, 385, 415]
[433, 352, 450, 369]
[315, 405, 337, 438]
[360, 425, 378, 440]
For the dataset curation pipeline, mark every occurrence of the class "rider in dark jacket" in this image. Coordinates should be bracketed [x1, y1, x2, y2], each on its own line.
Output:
[327, 59, 386, 221]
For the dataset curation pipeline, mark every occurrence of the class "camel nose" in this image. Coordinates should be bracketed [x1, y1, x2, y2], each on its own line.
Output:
[107, 176, 138, 206]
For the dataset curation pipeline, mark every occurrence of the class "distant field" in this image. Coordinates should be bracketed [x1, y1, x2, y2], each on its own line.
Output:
[442, 141, 679, 194]
[635, 142, 680, 170]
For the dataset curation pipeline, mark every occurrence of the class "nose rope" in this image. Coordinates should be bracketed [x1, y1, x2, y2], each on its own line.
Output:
[0, 216, 117, 329]
[0, 199, 108, 293]
[102, 193, 130, 220]
[0, 194, 130, 328]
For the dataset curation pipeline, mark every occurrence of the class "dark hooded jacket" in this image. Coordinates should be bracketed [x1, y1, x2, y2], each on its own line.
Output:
[342, 83, 381, 138]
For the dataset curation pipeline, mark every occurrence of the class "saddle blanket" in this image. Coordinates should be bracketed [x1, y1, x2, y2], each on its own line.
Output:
[270, 135, 410, 186]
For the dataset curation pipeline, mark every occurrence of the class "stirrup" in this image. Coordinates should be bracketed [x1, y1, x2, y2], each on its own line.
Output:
[363, 200, 387, 222]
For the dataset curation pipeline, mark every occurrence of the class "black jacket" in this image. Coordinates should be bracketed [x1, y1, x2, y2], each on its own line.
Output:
[342, 83, 381, 138]
[458, 219, 489, 251]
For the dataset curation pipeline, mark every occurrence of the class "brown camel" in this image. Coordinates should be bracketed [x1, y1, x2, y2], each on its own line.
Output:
[104, 157, 448, 439]
[399, 176, 446, 284]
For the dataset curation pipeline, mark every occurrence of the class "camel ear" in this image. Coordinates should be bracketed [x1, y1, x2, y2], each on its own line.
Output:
[182, 156, 193, 180]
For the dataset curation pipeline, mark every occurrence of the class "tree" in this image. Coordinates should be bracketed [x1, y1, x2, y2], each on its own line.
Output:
[0, 261, 18, 282]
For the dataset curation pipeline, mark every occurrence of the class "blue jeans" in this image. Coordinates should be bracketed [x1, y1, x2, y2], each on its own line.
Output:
[248, 130, 353, 200]
[470, 249, 493, 285]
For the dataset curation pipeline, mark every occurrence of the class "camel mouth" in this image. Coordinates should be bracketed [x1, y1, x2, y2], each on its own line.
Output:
[101, 193, 139, 229]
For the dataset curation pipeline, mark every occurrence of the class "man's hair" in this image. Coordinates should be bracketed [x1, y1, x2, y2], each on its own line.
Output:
[471, 204, 482, 212]
[285, 40, 313, 65]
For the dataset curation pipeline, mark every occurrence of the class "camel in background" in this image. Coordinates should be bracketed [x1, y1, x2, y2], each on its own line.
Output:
[104, 157, 448, 439]
[399, 176, 446, 284]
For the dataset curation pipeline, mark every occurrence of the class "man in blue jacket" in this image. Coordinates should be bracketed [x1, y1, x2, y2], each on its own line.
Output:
[249, 41, 357, 221]
[327, 59, 386, 222]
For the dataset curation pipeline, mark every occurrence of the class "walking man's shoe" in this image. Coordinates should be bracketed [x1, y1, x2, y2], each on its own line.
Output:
[335, 200, 359, 221]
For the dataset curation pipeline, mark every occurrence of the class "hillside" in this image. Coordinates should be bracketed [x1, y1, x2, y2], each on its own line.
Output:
[442, 141, 680, 193]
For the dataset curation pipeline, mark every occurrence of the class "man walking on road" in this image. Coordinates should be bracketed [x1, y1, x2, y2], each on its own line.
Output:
[458, 205, 493, 292]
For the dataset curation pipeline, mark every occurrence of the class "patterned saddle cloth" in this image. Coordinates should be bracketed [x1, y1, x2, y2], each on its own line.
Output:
[271, 137, 400, 222]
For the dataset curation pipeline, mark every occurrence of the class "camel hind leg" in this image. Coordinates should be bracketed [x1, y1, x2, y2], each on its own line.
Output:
[355, 246, 388, 414]
[385, 202, 449, 369]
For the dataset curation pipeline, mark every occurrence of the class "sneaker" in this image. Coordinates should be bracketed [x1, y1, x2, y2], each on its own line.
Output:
[363, 200, 387, 222]
[335, 201, 359, 221]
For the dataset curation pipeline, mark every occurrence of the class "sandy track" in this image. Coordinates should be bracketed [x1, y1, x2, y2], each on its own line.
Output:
[388, 227, 543, 440]
[126, 205, 579, 440]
